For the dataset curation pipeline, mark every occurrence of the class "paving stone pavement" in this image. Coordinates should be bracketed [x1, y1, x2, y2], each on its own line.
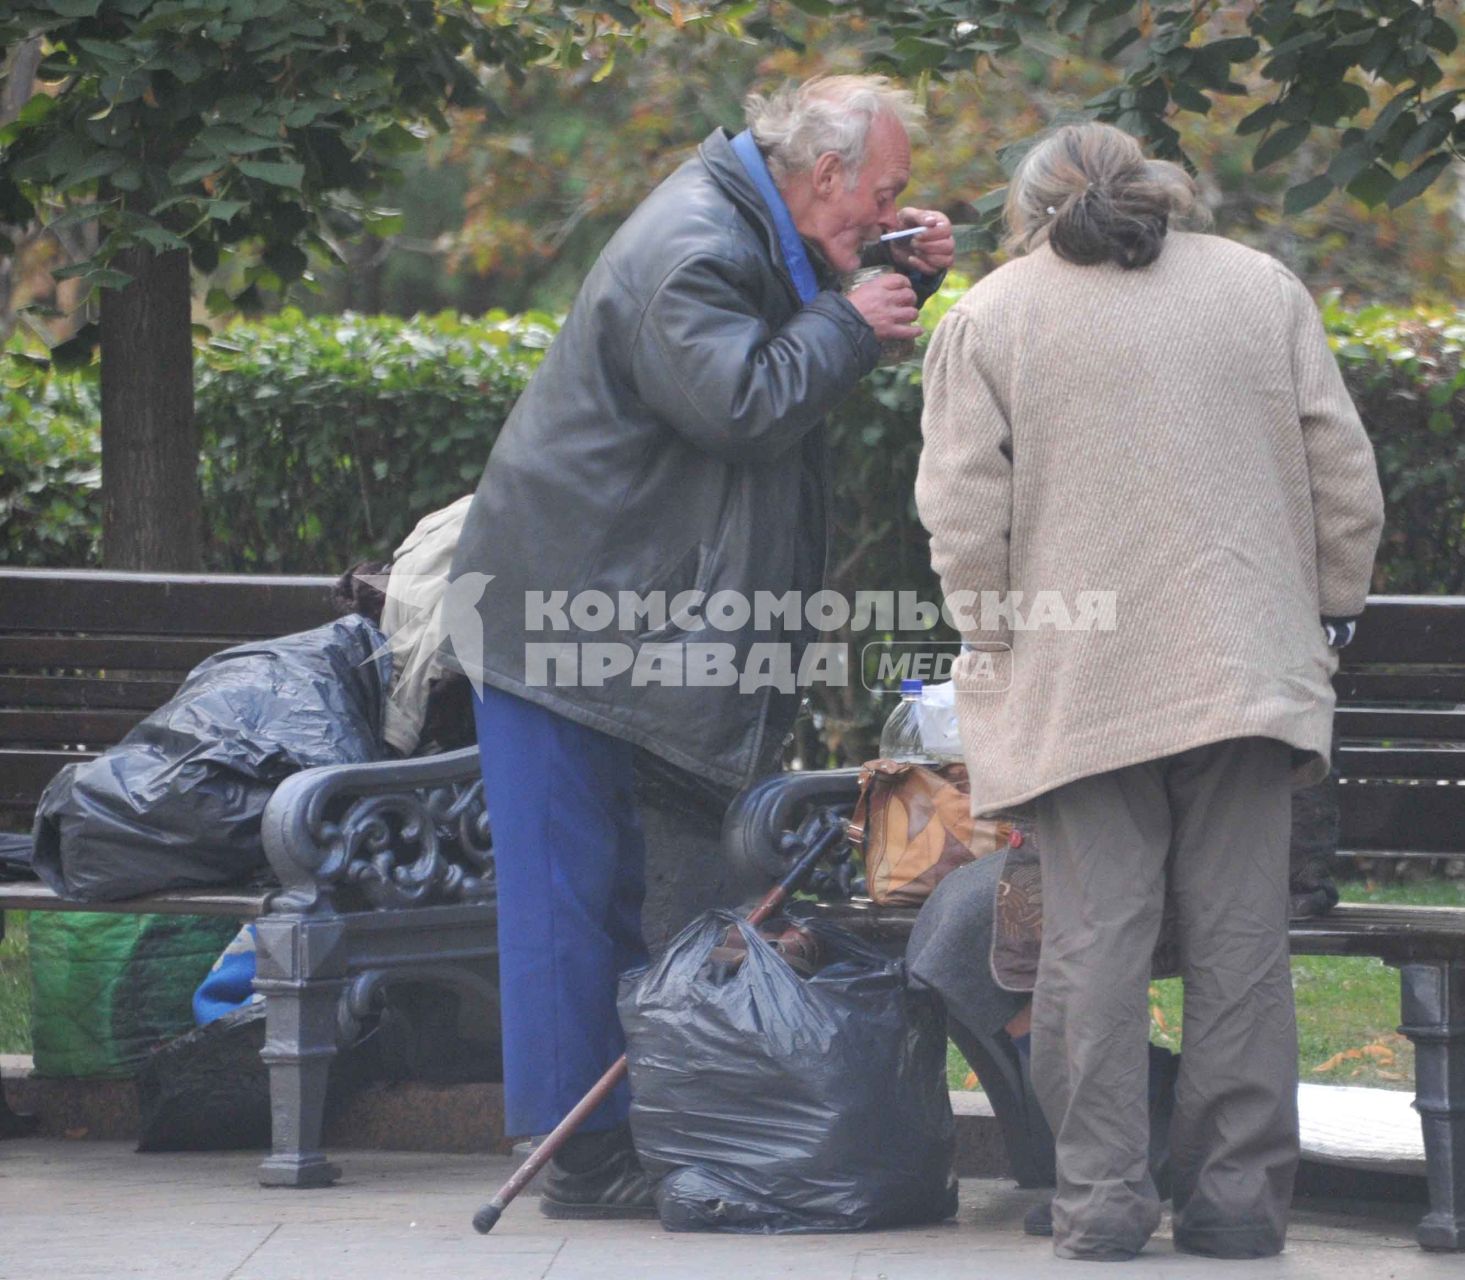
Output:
[0, 1142, 1457, 1280]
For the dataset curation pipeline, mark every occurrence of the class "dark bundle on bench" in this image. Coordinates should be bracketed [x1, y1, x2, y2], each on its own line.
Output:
[0, 568, 495, 1185]
[722, 596, 1465, 1252]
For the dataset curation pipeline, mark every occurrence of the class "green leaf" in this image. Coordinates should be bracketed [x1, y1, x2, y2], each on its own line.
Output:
[1284, 175, 1333, 215]
[1253, 123, 1310, 170]
[56, 149, 127, 192]
[206, 199, 248, 222]
[1204, 36, 1261, 63]
[168, 156, 225, 185]
[50, 0, 102, 16]
[1425, 16, 1458, 55]
[237, 159, 305, 189]
[1385, 153, 1451, 209]
[1170, 81, 1211, 114]
[1346, 163, 1396, 208]
[1366, 89, 1416, 142]
[196, 127, 283, 155]
[1101, 26, 1141, 60]
[1397, 115, 1453, 165]
[74, 38, 134, 65]
[52, 263, 134, 289]
[972, 187, 1009, 217]
[16, 92, 58, 128]
[1327, 141, 1375, 187]
[1236, 103, 1280, 136]
[44, 202, 111, 232]
[132, 225, 188, 253]
[1310, 82, 1371, 126]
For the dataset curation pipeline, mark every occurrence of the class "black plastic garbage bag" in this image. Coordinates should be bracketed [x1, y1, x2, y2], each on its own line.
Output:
[32, 615, 391, 901]
[619, 909, 958, 1234]
[0, 832, 35, 881]
[136, 1003, 273, 1151]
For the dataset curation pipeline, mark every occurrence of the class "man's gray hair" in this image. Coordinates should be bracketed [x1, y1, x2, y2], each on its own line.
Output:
[744, 75, 924, 185]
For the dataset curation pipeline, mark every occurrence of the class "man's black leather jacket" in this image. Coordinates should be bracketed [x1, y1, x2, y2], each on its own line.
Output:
[447, 127, 934, 788]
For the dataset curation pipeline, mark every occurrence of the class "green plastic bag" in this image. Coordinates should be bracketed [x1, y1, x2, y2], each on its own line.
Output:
[28, 913, 242, 1078]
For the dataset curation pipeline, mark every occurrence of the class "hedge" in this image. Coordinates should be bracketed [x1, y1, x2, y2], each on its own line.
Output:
[4, 286, 1461, 593]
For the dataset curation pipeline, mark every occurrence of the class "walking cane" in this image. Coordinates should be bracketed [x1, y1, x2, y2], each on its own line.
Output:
[472, 808, 849, 1233]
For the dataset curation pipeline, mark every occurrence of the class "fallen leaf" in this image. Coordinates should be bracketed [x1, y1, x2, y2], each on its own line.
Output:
[962, 1071, 978, 1090]
[1151, 1005, 1168, 1033]
[64, 1127, 88, 1140]
[1312, 1048, 1364, 1074]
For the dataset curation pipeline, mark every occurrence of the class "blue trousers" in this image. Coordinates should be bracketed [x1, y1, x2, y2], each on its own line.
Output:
[472, 685, 648, 1137]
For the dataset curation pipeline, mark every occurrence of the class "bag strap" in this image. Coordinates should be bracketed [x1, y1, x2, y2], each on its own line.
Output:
[847, 759, 918, 850]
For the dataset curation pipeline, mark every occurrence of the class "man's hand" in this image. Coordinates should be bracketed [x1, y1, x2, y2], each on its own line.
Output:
[887, 208, 955, 276]
[846, 272, 921, 343]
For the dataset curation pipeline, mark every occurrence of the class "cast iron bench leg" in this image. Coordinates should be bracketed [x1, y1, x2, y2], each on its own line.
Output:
[253, 914, 346, 1188]
[1398, 961, 1465, 1250]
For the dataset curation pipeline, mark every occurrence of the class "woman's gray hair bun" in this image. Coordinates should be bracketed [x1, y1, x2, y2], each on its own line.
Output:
[1004, 122, 1208, 269]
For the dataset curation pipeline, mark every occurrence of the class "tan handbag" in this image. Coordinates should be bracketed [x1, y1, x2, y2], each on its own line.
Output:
[848, 759, 1014, 907]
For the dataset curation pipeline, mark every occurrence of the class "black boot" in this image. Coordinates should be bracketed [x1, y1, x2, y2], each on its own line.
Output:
[540, 1125, 659, 1220]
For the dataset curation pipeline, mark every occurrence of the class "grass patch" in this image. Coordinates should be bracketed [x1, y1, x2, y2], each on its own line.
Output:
[949, 878, 1465, 1091]
[5, 882, 1461, 1084]
[0, 912, 31, 1055]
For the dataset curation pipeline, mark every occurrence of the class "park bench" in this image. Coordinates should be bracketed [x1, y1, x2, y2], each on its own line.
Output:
[721, 595, 1465, 1252]
[5, 569, 1460, 1248]
[0, 568, 498, 1188]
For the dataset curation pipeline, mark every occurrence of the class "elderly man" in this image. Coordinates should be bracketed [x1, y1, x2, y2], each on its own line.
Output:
[447, 76, 954, 1218]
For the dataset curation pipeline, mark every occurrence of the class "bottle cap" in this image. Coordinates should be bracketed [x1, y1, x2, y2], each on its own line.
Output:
[899, 679, 923, 695]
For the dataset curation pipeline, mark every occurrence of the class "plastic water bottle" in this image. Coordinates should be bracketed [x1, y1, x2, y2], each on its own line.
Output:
[879, 679, 937, 763]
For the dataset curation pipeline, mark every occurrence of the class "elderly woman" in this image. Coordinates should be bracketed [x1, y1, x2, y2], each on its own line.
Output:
[915, 123, 1383, 1261]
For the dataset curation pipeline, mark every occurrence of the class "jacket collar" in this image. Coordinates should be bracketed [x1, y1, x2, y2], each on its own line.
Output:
[698, 127, 840, 296]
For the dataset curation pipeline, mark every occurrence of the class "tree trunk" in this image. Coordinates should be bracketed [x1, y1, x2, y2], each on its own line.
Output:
[0, 39, 45, 339]
[100, 242, 202, 570]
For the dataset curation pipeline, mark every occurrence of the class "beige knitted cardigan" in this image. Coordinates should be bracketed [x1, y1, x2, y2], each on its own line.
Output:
[915, 232, 1384, 815]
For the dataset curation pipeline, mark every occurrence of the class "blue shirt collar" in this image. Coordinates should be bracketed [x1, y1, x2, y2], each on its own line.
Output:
[730, 130, 820, 306]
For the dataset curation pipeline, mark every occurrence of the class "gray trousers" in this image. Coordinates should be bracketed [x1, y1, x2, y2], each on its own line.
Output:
[1030, 737, 1299, 1259]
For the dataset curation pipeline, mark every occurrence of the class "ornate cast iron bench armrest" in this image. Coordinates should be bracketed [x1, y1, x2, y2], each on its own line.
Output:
[261, 745, 491, 915]
[252, 745, 496, 1188]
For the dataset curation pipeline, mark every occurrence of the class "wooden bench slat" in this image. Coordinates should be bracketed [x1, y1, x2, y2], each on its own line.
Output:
[0, 879, 271, 917]
[0, 635, 240, 672]
[1336, 707, 1465, 742]
[0, 748, 96, 809]
[0, 569, 338, 638]
[0, 674, 180, 711]
[0, 708, 146, 747]
[1338, 781, 1465, 853]
[1339, 745, 1465, 780]
[1347, 597, 1465, 666]
[1334, 670, 1465, 703]
[808, 900, 1465, 962]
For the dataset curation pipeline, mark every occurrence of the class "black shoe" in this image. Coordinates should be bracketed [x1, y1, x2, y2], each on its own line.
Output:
[1024, 1199, 1054, 1237]
[540, 1131, 659, 1220]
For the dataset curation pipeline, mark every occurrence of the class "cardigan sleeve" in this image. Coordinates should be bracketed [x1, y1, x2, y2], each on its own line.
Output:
[915, 306, 1013, 642]
[1282, 271, 1385, 618]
